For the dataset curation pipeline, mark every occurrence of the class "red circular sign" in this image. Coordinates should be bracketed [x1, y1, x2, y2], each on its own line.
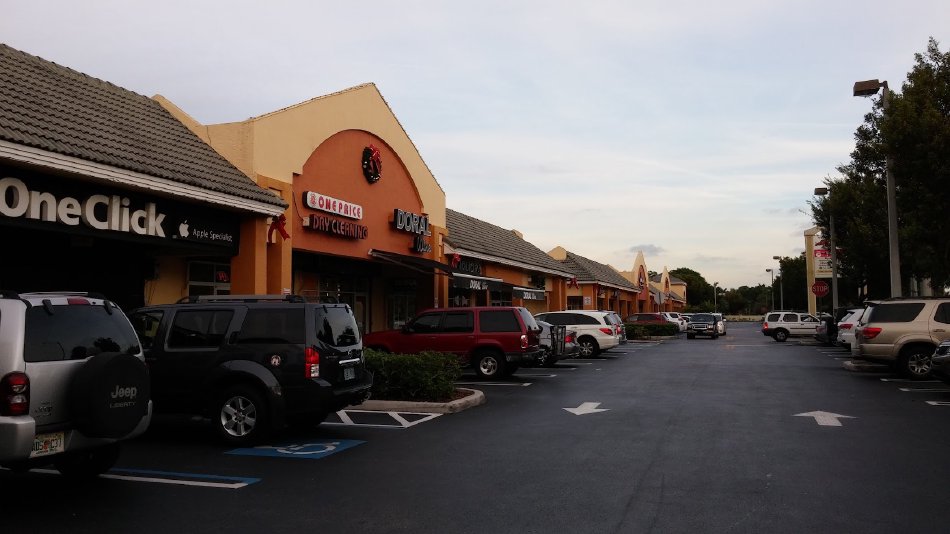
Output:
[812, 281, 830, 297]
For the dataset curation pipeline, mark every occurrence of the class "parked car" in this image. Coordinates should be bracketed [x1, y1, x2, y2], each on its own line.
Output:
[852, 297, 950, 379]
[601, 311, 628, 344]
[129, 294, 372, 444]
[835, 308, 864, 349]
[0, 291, 153, 478]
[661, 312, 687, 332]
[624, 313, 668, 325]
[761, 311, 820, 342]
[365, 306, 542, 379]
[534, 320, 579, 367]
[711, 312, 727, 335]
[686, 313, 719, 339]
[814, 313, 838, 345]
[929, 340, 950, 385]
[535, 310, 620, 357]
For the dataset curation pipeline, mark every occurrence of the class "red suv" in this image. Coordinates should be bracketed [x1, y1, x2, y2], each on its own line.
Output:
[363, 307, 542, 379]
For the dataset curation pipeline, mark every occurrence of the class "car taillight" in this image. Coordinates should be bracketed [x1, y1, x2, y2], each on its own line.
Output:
[862, 327, 882, 340]
[305, 347, 320, 378]
[565, 333, 575, 343]
[520, 334, 529, 349]
[599, 327, 613, 335]
[840, 323, 853, 330]
[763, 322, 769, 329]
[66, 297, 90, 305]
[1, 372, 29, 416]
[614, 325, 622, 334]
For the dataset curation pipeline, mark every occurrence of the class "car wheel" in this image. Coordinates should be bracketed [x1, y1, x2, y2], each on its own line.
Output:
[474, 349, 507, 379]
[900, 346, 935, 380]
[578, 337, 600, 357]
[54, 442, 120, 479]
[773, 330, 788, 342]
[539, 348, 556, 367]
[214, 385, 270, 445]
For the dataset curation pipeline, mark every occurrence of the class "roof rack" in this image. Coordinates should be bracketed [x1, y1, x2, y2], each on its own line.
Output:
[175, 294, 306, 304]
[15, 291, 108, 300]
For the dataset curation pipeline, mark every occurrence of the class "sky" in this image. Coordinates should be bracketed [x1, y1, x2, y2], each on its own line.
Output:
[4, 1, 948, 289]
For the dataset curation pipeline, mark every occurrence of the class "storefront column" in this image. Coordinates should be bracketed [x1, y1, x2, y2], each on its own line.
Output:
[231, 217, 268, 294]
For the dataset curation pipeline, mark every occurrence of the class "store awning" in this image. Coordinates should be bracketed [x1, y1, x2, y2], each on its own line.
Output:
[512, 287, 546, 301]
[368, 249, 454, 275]
[450, 273, 513, 292]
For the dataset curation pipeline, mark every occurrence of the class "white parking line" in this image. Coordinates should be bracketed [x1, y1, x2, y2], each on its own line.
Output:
[325, 410, 442, 429]
[926, 401, 950, 406]
[4, 467, 259, 488]
[456, 381, 532, 387]
[881, 378, 939, 383]
[515, 373, 557, 378]
[899, 388, 950, 393]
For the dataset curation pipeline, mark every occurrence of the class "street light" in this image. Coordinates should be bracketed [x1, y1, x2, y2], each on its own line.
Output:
[713, 282, 719, 312]
[766, 268, 775, 309]
[854, 78, 901, 297]
[772, 256, 784, 310]
[814, 187, 840, 314]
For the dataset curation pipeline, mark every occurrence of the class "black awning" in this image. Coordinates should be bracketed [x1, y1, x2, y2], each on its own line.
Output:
[450, 273, 513, 292]
[369, 249, 454, 275]
[513, 287, 546, 301]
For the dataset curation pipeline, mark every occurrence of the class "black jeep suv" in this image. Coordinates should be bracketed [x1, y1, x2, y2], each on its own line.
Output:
[129, 295, 372, 444]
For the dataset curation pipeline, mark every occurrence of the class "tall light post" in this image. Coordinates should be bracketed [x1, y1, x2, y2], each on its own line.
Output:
[713, 282, 719, 312]
[854, 78, 901, 297]
[814, 187, 840, 313]
[766, 268, 775, 309]
[772, 256, 784, 309]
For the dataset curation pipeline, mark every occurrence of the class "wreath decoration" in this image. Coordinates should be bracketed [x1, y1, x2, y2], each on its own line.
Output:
[362, 144, 382, 184]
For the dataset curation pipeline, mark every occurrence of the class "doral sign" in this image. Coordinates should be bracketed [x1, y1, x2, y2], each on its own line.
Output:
[392, 209, 430, 236]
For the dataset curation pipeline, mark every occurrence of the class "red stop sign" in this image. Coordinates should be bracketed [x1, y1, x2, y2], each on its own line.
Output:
[812, 281, 830, 297]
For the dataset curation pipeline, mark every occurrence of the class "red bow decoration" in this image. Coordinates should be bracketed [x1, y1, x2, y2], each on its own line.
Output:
[450, 253, 461, 268]
[567, 277, 579, 288]
[268, 214, 290, 243]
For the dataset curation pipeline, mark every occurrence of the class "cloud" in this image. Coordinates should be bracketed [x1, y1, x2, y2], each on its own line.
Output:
[629, 245, 665, 256]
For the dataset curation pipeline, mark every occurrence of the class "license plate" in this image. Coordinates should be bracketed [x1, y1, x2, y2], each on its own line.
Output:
[343, 367, 356, 381]
[31, 432, 65, 458]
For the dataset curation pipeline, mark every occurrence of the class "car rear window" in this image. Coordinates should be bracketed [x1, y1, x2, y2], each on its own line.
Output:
[315, 306, 361, 347]
[517, 308, 539, 331]
[24, 305, 141, 362]
[479, 310, 520, 332]
[868, 303, 925, 323]
[237, 308, 305, 344]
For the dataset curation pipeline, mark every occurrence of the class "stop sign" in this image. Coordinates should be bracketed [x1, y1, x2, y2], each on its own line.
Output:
[812, 281, 830, 297]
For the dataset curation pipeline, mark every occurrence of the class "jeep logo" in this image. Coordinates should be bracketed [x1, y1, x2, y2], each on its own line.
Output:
[111, 385, 137, 399]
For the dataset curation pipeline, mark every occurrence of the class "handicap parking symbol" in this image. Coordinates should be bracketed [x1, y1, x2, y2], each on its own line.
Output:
[226, 439, 364, 460]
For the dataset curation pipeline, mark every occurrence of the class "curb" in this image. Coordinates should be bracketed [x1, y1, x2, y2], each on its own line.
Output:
[354, 388, 485, 414]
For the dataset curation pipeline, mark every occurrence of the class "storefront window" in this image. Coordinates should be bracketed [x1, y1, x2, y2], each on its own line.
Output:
[567, 296, 584, 310]
[449, 286, 470, 307]
[490, 290, 512, 307]
[388, 278, 417, 329]
[188, 261, 231, 296]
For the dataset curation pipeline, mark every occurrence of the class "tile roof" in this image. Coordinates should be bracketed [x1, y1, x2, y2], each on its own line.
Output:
[559, 251, 638, 290]
[650, 274, 687, 285]
[0, 43, 286, 210]
[445, 209, 573, 275]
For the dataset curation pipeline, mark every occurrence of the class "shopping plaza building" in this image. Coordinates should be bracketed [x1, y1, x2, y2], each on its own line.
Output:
[0, 43, 685, 331]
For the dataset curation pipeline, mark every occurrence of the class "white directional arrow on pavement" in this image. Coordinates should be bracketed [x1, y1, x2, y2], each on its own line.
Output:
[794, 411, 855, 427]
[564, 402, 609, 415]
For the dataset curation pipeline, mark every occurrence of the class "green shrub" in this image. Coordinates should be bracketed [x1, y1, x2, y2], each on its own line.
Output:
[363, 349, 461, 402]
[625, 322, 679, 339]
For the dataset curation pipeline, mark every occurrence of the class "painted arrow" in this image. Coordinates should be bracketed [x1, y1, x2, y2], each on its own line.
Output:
[564, 402, 609, 415]
[794, 411, 855, 427]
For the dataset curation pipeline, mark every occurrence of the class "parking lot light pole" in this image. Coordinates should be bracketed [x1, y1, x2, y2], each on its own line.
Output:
[772, 256, 784, 310]
[766, 268, 775, 309]
[713, 282, 719, 312]
[814, 187, 840, 314]
[853, 78, 901, 297]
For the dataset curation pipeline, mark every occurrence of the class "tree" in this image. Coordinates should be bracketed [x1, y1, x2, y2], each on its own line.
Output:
[773, 255, 807, 311]
[812, 38, 950, 295]
[669, 267, 713, 308]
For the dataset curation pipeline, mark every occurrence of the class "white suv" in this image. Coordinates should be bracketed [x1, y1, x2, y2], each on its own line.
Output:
[661, 312, 687, 332]
[534, 310, 620, 357]
[0, 291, 152, 478]
[761, 311, 820, 342]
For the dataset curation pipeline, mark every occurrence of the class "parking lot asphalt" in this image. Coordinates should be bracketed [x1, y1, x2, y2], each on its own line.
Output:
[5, 322, 950, 533]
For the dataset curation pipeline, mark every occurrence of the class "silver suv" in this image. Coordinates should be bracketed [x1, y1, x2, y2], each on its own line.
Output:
[761, 311, 820, 342]
[0, 291, 152, 477]
[854, 298, 950, 379]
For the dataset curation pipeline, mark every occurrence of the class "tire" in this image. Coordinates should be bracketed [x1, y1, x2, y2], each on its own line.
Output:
[54, 442, 120, 479]
[213, 385, 270, 445]
[68, 353, 151, 439]
[687, 334, 695, 339]
[474, 349, 507, 379]
[773, 330, 789, 342]
[712, 334, 719, 340]
[539, 348, 557, 367]
[900, 346, 935, 380]
[577, 337, 600, 357]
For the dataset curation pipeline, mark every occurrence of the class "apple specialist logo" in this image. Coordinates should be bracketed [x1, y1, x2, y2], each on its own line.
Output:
[179, 220, 189, 238]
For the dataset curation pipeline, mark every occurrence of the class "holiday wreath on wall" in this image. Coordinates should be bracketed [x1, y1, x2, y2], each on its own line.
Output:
[362, 144, 382, 184]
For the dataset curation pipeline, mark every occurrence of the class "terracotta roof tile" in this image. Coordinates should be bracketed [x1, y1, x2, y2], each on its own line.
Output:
[446, 209, 572, 275]
[0, 43, 285, 210]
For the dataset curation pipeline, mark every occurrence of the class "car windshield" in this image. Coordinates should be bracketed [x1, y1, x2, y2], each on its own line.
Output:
[692, 314, 715, 323]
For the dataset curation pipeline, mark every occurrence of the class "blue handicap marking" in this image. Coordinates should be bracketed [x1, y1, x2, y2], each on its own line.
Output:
[226, 439, 365, 459]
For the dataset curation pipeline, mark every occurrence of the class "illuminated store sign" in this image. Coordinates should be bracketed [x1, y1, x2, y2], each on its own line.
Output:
[303, 191, 363, 220]
[304, 214, 368, 239]
[392, 208, 431, 254]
